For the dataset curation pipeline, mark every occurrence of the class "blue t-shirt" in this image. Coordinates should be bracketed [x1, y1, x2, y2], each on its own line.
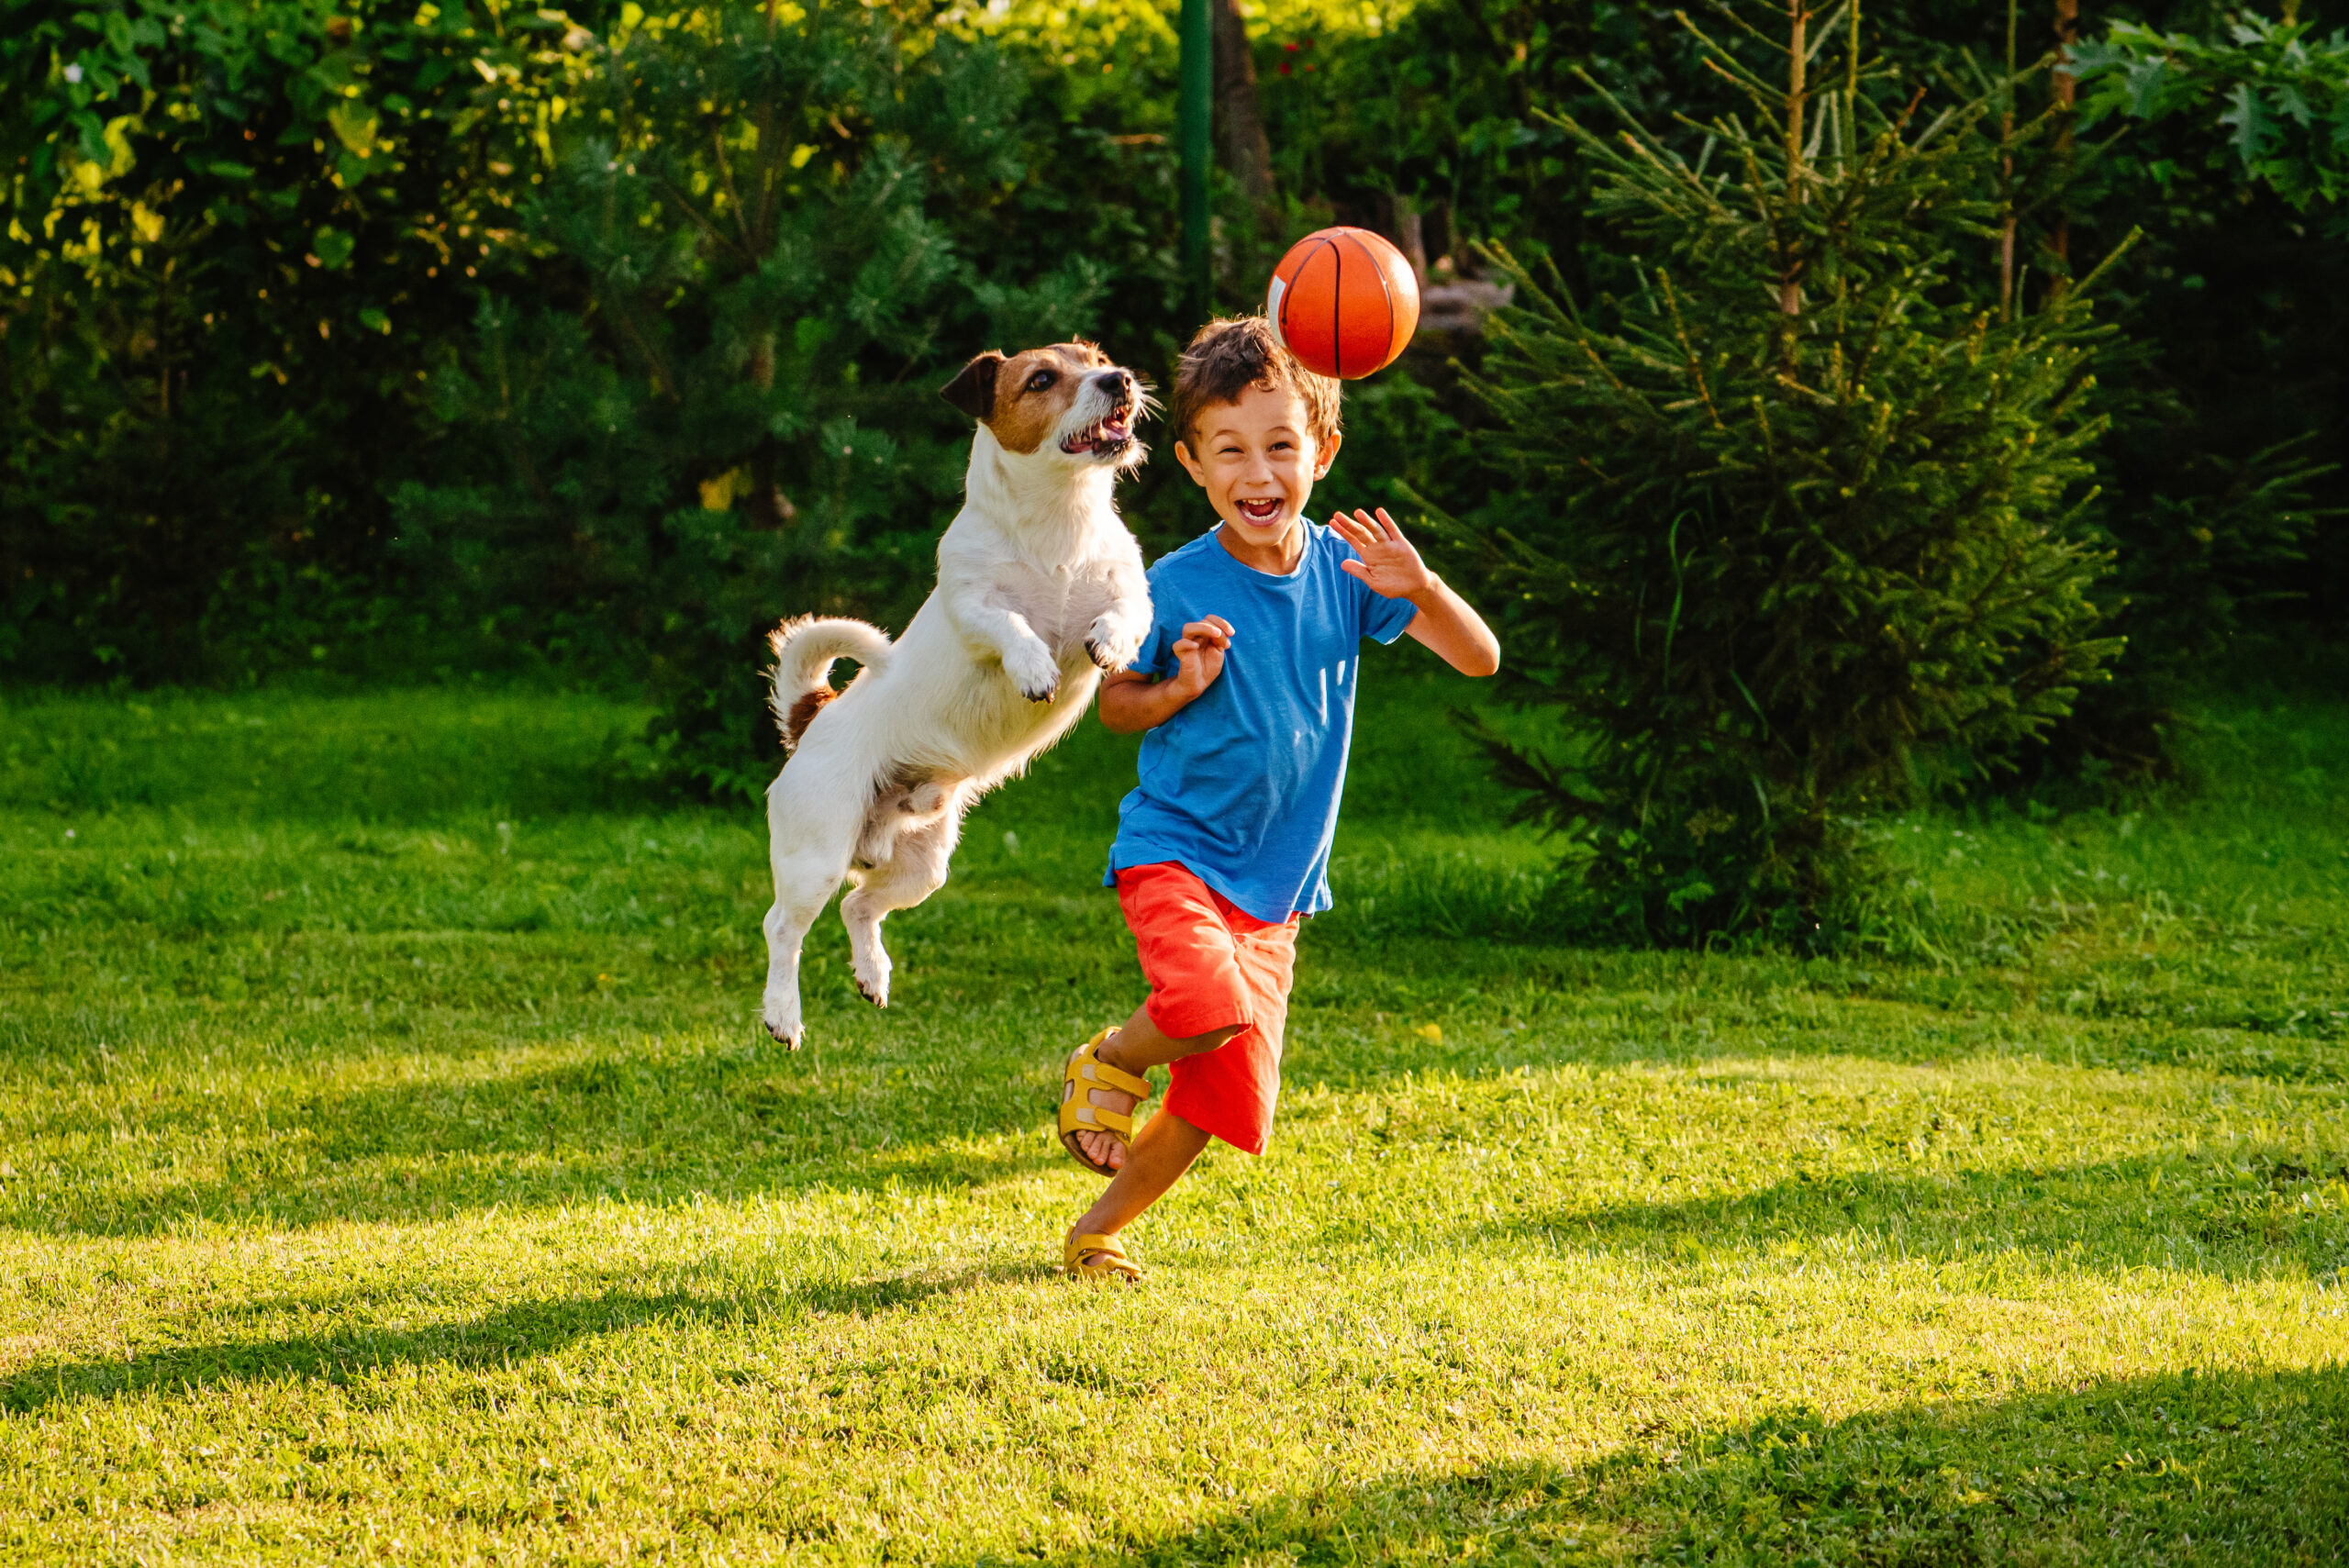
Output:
[1104, 523, 1419, 922]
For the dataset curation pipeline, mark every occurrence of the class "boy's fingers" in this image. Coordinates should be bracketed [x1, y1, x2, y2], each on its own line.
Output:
[1373, 507, 1403, 539]
[1339, 559, 1369, 583]
[1206, 615, 1235, 638]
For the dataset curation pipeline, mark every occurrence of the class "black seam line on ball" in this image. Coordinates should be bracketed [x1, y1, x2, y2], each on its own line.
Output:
[1328, 237, 1344, 378]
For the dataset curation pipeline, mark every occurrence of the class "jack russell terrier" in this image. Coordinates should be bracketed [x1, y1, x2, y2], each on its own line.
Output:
[759, 341, 1152, 1047]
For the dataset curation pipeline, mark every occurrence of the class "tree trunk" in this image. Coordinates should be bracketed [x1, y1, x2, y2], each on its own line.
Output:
[2049, 0, 2080, 281]
[1780, 0, 1808, 325]
[1998, 0, 2018, 317]
[1211, 0, 1277, 230]
[1389, 194, 1428, 280]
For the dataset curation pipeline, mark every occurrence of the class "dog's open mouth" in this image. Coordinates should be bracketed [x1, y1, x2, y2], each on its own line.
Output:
[1062, 406, 1136, 457]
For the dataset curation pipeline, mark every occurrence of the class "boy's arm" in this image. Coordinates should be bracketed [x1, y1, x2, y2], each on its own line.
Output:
[1330, 508, 1501, 677]
[1399, 575, 1502, 677]
[1097, 617, 1235, 733]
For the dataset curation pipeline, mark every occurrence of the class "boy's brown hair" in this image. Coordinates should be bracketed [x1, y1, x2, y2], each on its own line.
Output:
[1168, 316, 1342, 453]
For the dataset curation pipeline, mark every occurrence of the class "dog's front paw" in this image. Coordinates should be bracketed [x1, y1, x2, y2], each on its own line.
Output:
[1085, 615, 1142, 673]
[1005, 642, 1062, 704]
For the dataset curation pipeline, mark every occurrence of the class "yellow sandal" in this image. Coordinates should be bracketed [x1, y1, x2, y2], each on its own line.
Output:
[1057, 1027, 1152, 1176]
[1065, 1231, 1142, 1282]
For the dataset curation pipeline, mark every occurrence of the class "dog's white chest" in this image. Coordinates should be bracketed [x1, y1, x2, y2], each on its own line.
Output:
[999, 554, 1114, 642]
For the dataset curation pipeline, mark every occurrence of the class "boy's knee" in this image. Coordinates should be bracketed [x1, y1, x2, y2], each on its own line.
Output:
[1172, 1022, 1243, 1057]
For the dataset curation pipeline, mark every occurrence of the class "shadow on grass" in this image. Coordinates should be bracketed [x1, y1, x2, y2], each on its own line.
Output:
[6, 1040, 1069, 1238]
[0, 1262, 1045, 1416]
[1079, 1363, 2349, 1566]
[1285, 931, 2349, 1088]
[1488, 1152, 2348, 1284]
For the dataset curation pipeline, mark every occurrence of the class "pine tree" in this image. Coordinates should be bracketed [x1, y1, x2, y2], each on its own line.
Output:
[1437, 0, 2127, 943]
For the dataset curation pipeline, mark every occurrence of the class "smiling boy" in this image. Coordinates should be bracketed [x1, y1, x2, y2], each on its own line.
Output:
[1053, 315, 1501, 1280]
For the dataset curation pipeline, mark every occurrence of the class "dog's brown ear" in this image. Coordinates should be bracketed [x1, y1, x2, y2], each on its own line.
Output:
[940, 351, 1006, 423]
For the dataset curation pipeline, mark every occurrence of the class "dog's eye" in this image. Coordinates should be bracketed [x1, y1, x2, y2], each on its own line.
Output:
[1026, 371, 1056, 394]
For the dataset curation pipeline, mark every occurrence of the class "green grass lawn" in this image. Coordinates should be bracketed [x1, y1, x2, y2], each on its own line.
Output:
[2, 671, 2344, 1564]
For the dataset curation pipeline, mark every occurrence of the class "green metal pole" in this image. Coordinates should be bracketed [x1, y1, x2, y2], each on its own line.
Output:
[1177, 0, 1212, 326]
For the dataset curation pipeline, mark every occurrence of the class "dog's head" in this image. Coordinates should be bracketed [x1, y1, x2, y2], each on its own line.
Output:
[939, 341, 1145, 472]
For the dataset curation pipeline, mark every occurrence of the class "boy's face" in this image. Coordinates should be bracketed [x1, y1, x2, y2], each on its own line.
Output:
[1174, 383, 1341, 557]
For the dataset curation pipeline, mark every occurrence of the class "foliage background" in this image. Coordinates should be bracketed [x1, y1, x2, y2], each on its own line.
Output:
[2, 0, 2343, 800]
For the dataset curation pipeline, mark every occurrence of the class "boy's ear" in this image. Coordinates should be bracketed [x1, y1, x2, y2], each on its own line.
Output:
[1314, 429, 1342, 478]
[940, 351, 1006, 422]
[1174, 439, 1208, 486]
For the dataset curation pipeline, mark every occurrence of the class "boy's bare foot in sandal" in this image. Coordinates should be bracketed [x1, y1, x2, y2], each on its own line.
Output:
[1058, 1010, 1241, 1174]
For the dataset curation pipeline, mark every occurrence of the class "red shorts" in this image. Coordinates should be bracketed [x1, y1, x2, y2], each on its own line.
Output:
[1115, 862, 1300, 1156]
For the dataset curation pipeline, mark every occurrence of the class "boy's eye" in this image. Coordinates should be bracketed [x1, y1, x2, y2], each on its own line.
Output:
[1026, 370, 1056, 393]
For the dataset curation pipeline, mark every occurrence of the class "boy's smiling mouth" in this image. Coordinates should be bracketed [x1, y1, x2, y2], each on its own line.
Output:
[1235, 497, 1284, 526]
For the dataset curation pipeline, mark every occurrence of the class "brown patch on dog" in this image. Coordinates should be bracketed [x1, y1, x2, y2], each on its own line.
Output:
[882, 762, 959, 816]
[974, 343, 1108, 454]
[782, 687, 835, 751]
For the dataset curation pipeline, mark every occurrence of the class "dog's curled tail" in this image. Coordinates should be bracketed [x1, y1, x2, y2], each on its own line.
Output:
[768, 616, 892, 751]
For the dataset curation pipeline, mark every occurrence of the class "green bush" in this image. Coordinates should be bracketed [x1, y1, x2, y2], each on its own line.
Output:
[0, 0, 593, 682]
[1431, 6, 2124, 944]
[393, 5, 1117, 799]
[1955, 11, 2343, 780]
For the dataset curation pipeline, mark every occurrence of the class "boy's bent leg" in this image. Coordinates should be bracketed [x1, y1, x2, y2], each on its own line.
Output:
[1105, 1005, 1243, 1073]
[1072, 1006, 1241, 1173]
[1066, 1107, 1215, 1270]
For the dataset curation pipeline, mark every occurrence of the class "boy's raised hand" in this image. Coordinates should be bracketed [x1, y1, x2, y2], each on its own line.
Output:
[1331, 508, 1434, 599]
[1170, 616, 1234, 696]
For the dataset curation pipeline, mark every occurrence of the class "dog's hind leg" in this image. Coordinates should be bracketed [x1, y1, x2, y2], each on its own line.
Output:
[761, 762, 866, 1049]
[840, 799, 965, 1009]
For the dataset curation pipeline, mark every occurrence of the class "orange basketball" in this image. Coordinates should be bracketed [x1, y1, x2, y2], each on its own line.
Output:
[1266, 226, 1419, 380]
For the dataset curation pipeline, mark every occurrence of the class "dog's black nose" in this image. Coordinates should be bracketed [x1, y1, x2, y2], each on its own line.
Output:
[1095, 368, 1134, 395]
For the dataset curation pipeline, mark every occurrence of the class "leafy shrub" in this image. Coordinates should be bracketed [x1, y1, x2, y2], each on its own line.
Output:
[0, 0, 593, 682]
[394, 5, 1116, 799]
[1430, 8, 2125, 944]
[2070, 12, 2349, 226]
[1972, 11, 2347, 778]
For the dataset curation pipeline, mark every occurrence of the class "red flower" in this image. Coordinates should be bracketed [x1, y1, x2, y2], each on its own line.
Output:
[1283, 40, 1298, 50]
[1303, 61, 1316, 72]
[1301, 36, 1314, 48]
[1277, 60, 1291, 73]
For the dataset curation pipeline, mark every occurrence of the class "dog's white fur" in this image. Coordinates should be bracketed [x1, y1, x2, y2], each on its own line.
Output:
[759, 343, 1152, 1047]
